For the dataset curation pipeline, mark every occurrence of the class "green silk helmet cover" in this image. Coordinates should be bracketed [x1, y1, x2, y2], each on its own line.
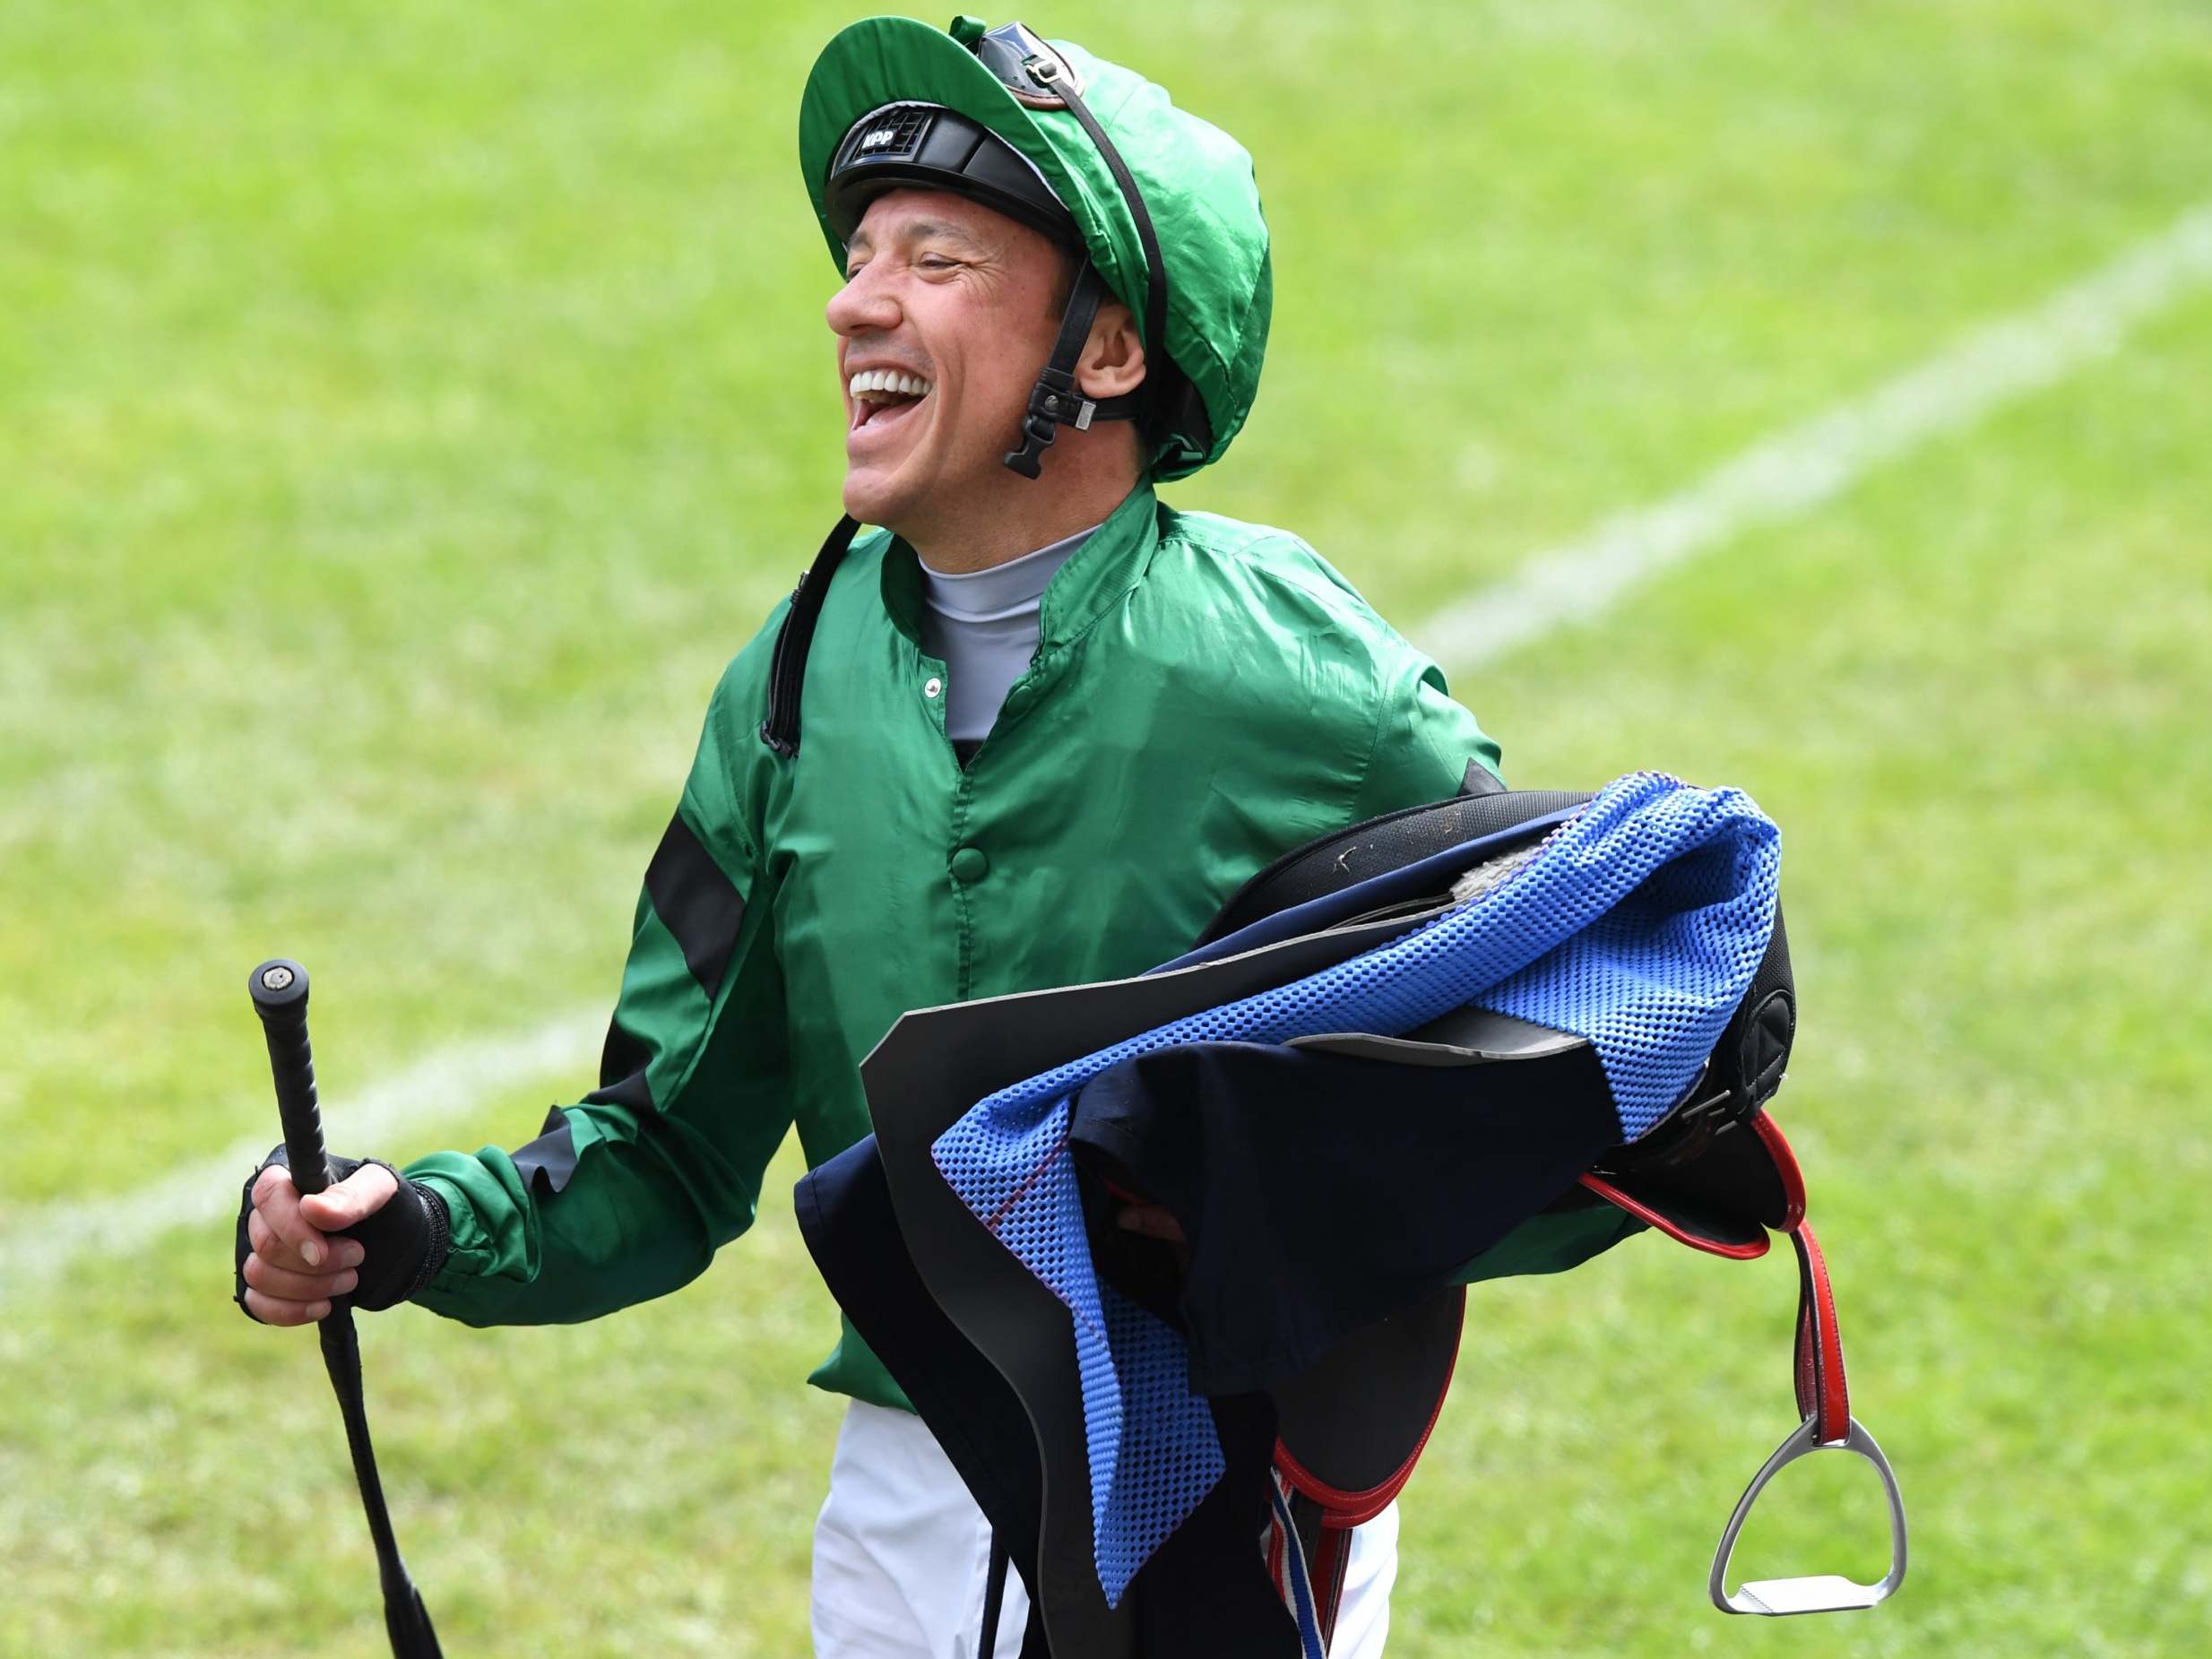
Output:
[799, 15, 1273, 480]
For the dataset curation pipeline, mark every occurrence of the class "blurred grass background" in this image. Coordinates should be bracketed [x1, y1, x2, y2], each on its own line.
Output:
[4, 1, 2210, 1653]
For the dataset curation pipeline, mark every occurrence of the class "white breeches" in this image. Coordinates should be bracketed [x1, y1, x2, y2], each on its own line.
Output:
[811, 1399, 1398, 1657]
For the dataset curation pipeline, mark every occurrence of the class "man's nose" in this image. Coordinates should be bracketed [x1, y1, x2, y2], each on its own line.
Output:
[826, 267, 900, 337]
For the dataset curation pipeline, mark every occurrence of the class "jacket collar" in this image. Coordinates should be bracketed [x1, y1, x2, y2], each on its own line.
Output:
[877, 480, 1159, 653]
[1035, 480, 1158, 652]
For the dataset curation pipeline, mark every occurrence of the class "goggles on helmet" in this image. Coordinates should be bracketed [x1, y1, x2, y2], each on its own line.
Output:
[965, 19, 1085, 108]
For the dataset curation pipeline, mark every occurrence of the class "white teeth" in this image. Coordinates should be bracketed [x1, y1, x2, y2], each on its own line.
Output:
[847, 367, 933, 400]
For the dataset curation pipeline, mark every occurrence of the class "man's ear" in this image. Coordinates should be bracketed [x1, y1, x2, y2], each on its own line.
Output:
[1077, 299, 1147, 400]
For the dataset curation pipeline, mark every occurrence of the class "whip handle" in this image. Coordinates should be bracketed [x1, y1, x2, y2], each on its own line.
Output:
[248, 958, 330, 1196]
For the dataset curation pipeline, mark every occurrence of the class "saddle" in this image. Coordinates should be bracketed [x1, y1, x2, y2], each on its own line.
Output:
[1189, 770, 1905, 1633]
[798, 773, 1905, 1657]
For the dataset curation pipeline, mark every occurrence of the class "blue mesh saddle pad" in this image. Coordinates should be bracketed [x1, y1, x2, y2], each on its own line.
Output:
[929, 772, 1783, 1606]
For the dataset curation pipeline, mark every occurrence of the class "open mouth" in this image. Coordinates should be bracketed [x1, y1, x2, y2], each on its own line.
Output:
[849, 367, 933, 433]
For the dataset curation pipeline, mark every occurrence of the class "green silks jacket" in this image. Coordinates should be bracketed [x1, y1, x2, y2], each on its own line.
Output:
[406, 483, 1639, 1409]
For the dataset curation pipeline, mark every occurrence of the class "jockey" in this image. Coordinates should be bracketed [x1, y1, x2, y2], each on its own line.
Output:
[233, 19, 1636, 1655]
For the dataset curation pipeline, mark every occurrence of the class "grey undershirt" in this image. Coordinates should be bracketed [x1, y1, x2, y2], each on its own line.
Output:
[918, 524, 1095, 746]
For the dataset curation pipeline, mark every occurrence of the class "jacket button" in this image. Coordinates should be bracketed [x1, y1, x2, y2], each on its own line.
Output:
[923, 676, 943, 700]
[950, 846, 989, 884]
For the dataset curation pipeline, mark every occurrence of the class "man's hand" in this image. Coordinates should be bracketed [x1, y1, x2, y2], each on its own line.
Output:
[238, 1159, 399, 1325]
[233, 1148, 454, 1323]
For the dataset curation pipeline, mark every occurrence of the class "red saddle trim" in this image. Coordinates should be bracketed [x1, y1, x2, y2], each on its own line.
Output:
[1272, 1315, 1457, 1528]
[1576, 1171, 1772, 1260]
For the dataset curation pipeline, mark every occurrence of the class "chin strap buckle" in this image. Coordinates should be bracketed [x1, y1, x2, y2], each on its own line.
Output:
[1003, 262, 1132, 480]
[1004, 368, 1096, 479]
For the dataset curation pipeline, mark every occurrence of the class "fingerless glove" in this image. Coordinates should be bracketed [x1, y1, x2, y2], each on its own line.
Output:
[233, 1145, 452, 1320]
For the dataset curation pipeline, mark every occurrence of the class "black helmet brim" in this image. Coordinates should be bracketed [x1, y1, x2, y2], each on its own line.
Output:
[825, 101, 1081, 251]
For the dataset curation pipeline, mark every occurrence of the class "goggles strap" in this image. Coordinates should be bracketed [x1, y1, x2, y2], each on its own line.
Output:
[1028, 60, 1170, 370]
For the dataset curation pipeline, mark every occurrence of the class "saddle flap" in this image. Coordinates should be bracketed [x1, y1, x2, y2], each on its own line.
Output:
[1271, 1289, 1465, 1527]
[1583, 1106, 1807, 1257]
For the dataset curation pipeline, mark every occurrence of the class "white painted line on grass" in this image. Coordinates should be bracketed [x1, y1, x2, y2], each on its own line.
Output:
[0, 1009, 603, 1296]
[1414, 202, 2212, 669]
[8, 204, 2210, 1303]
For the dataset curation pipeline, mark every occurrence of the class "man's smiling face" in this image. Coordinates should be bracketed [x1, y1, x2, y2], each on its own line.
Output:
[825, 186, 1073, 540]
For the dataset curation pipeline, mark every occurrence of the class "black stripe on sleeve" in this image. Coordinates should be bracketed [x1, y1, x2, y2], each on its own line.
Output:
[583, 1016, 655, 1110]
[509, 1106, 580, 1196]
[583, 1069, 653, 1110]
[642, 810, 747, 1000]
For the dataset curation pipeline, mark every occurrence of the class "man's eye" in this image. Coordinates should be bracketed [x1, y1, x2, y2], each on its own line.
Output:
[919, 256, 957, 270]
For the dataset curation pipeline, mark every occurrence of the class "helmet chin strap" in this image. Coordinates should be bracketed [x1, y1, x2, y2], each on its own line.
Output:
[999, 46, 1172, 480]
[1003, 262, 1145, 479]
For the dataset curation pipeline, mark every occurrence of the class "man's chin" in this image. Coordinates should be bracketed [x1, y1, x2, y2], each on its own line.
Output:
[842, 410, 937, 527]
[841, 433, 1009, 537]
[840, 463, 913, 531]
[842, 447, 971, 536]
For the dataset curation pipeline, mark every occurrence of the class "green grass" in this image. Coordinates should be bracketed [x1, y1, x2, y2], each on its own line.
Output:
[5, 2, 2211, 1653]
